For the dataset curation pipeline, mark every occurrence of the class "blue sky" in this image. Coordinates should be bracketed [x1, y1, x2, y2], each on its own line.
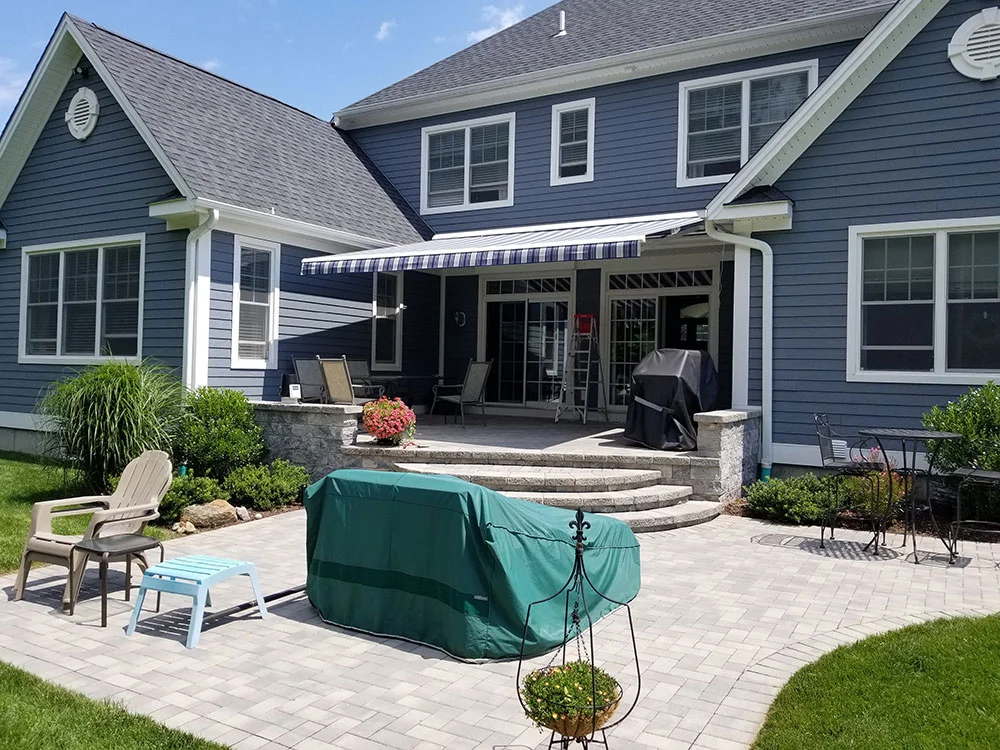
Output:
[0, 1, 544, 128]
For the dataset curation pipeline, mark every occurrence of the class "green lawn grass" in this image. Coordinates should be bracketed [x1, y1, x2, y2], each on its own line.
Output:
[0, 451, 172, 575]
[0, 661, 226, 750]
[753, 615, 1000, 749]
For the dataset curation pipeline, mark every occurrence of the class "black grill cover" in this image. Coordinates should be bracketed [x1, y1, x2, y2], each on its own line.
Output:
[624, 349, 719, 451]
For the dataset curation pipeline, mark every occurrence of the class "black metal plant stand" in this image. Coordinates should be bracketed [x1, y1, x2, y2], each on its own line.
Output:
[516, 510, 640, 749]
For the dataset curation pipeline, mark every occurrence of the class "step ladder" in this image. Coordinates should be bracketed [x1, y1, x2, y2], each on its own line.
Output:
[555, 314, 608, 425]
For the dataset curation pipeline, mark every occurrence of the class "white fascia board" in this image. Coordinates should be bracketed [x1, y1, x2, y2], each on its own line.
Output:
[334, 8, 890, 129]
[706, 0, 949, 217]
[150, 197, 392, 252]
[710, 200, 793, 223]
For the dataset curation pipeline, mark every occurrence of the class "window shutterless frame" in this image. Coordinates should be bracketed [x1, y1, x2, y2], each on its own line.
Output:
[847, 217, 1000, 385]
[550, 98, 596, 186]
[676, 59, 818, 188]
[18, 233, 146, 365]
[230, 236, 280, 370]
[372, 270, 403, 371]
[420, 112, 516, 215]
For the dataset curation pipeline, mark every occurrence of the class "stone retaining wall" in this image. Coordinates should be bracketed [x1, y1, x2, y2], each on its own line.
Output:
[252, 401, 361, 481]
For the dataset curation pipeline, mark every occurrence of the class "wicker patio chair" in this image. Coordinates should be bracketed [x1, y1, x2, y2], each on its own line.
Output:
[13, 450, 172, 609]
[429, 360, 493, 427]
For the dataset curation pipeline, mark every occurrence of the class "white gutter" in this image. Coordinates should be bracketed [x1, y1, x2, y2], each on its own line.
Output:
[705, 220, 774, 473]
[182, 209, 219, 390]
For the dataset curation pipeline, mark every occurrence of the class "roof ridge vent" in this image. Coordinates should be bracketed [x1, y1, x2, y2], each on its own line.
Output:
[552, 9, 567, 38]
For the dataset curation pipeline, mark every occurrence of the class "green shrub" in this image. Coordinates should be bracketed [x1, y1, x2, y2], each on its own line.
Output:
[159, 473, 229, 524]
[745, 474, 829, 524]
[923, 381, 1000, 472]
[223, 459, 309, 511]
[176, 388, 265, 480]
[39, 360, 184, 493]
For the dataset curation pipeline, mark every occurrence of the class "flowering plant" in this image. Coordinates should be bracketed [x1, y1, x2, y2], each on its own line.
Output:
[520, 661, 621, 738]
[362, 396, 416, 446]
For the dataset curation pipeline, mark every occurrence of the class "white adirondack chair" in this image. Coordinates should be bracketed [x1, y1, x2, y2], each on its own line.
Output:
[13, 450, 173, 608]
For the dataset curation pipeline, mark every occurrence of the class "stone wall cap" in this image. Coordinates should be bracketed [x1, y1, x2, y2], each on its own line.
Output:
[695, 408, 762, 424]
[252, 400, 363, 415]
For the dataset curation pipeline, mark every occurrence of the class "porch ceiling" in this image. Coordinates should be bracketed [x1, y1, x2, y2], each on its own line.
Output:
[300, 212, 702, 275]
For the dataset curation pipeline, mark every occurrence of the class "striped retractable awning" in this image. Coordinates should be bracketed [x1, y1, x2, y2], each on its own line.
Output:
[300, 212, 702, 275]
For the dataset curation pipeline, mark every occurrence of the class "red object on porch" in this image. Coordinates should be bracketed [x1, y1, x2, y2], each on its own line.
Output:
[574, 314, 595, 335]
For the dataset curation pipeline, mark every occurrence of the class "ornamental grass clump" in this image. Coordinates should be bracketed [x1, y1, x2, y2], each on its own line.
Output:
[362, 396, 417, 446]
[521, 661, 621, 739]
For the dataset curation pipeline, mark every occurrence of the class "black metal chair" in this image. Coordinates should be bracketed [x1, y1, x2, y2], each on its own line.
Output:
[814, 414, 882, 548]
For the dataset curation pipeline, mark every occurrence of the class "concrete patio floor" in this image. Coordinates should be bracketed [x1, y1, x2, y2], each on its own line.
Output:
[3, 511, 1000, 750]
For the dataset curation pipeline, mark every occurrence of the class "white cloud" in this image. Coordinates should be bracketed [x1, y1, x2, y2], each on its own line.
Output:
[200, 58, 222, 72]
[467, 5, 525, 43]
[375, 20, 397, 42]
[0, 58, 29, 105]
[433, 35, 448, 44]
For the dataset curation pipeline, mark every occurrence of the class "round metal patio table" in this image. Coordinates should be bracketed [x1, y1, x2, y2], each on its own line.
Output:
[857, 428, 962, 564]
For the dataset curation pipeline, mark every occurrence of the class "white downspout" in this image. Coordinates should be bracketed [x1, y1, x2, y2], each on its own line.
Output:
[705, 219, 774, 475]
[182, 209, 220, 390]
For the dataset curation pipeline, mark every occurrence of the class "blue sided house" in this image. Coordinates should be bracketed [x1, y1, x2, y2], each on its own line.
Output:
[0, 0, 997, 472]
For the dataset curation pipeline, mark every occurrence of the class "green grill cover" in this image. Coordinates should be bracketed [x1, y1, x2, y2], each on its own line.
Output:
[304, 469, 641, 661]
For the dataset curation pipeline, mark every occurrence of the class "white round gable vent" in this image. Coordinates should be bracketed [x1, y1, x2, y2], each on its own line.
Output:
[65, 87, 100, 140]
[949, 7, 1000, 81]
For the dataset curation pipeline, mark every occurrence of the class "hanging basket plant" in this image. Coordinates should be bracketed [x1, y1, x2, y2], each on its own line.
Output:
[362, 396, 417, 446]
[521, 661, 623, 739]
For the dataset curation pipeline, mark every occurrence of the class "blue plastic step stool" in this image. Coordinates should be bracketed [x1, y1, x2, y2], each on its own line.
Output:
[126, 555, 268, 648]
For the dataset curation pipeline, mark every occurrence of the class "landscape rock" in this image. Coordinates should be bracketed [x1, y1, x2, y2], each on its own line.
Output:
[235, 506, 251, 521]
[181, 521, 196, 534]
[254, 513, 263, 520]
[180, 499, 238, 530]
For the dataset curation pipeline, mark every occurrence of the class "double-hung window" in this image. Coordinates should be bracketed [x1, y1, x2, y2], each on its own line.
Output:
[677, 61, 817, 187]
[421, 113, 515, 214]
[550, 99, 595, 185]
[20, 235, 144, 363]
[231, 237, 280, 369]
[848, 219, 1000, 383]
[372, 271, 403, 370]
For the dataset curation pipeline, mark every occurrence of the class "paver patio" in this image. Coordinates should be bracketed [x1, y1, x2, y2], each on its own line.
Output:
[3, 510, 999, 750]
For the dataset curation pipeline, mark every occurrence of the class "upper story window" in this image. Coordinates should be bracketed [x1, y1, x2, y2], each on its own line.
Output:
[848, 219, 1000, 385]
[420, 113, 515, 214]
[19, 234, 144, 364]
[231, 236, 280, 370]
[677, 60, 818, 188]
[550, 98, 595, 186]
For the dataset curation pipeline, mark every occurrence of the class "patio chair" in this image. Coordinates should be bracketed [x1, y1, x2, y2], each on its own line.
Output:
[293, 357, 327, 403]
[814, 414, 881, 548]
[344, 358, 385, 400]
[14, 450, 172, 609]
[318, 356, 380, 406]
[429, 360, 493, 427]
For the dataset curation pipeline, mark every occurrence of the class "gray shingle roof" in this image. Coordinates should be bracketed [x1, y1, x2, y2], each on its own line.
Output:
[70, 16, 427, 245]
[346, 0, 892, 111]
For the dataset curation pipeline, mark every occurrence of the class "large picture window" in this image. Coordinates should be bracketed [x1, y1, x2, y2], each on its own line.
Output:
[677, 61, 817, 187]
[20, 235, 144, 363]
[231, 237, 280, 370]
[848, 220, 1000, 383]
[421, 113, 515, 214]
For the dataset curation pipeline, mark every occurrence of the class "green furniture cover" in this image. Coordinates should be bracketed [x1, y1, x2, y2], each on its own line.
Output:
[304, 469, 641, 661]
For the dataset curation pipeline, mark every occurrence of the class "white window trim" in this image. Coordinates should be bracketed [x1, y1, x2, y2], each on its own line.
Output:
[18, 233, 146, 365]
[676, 59, 819, 188]
[847, 216, 1000, 385]
[230, 236, 280, 370]
[550, 98, 596, 186]
[419, 112, 516, 215]
[372, 271, 404, 372]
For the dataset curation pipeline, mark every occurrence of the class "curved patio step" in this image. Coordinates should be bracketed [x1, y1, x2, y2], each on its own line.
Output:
[606, 501, 721, 533]
[392, 463, 661, 493]
[505, 484, 691, 513]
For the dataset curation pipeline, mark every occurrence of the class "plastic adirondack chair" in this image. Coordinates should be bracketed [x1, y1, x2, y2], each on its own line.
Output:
[318, 356, 379, 406]
[344, 358, 385, 400]
[293, 357, 327, 403]
[429, 359, 493, 427]
[13, 450, 173, 608]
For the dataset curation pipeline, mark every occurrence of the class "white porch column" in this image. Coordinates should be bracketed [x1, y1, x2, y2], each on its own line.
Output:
[731, 245, 751, 408]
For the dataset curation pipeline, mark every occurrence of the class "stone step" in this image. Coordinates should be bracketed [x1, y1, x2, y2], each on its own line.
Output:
[392, 463, 662, 493]
[606, 501, 721, 533]
[505, 484, 691, 513]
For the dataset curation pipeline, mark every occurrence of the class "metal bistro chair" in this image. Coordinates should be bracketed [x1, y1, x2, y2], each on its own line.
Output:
[293, 357, 327, 403]
[814, 414, 882, 548]
[318, 356, 381, 406]
[430, 360, 493, 427]
[344, 358, 386, 401]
